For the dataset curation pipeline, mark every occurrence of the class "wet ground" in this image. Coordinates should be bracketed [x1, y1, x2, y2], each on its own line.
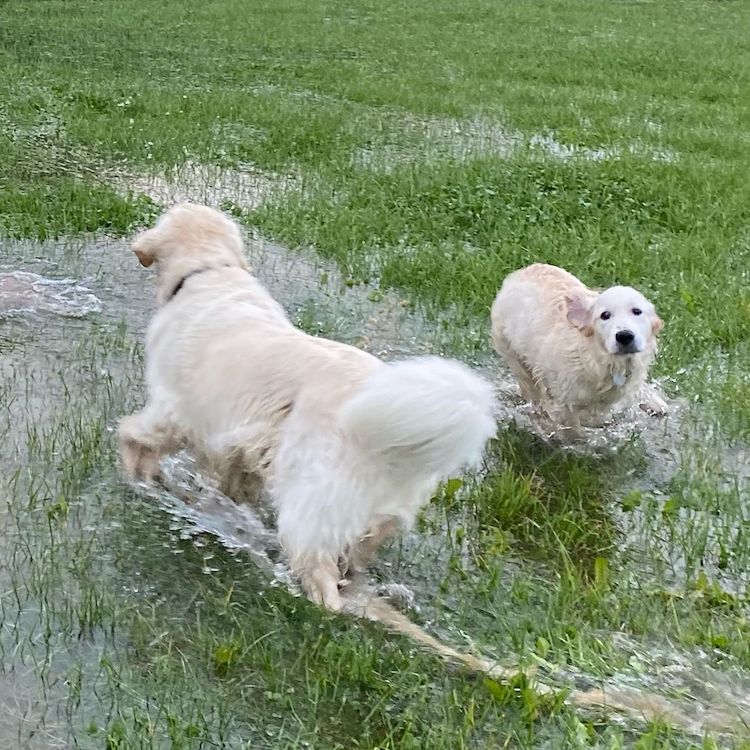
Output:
[0, 227, 487, 748]
[2, 191, 750, 747]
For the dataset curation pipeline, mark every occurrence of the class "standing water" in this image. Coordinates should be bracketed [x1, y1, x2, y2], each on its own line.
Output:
[2, 195, 750, 747]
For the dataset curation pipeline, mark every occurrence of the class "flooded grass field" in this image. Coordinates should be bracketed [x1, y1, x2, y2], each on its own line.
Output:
[3, 0, 750, 747]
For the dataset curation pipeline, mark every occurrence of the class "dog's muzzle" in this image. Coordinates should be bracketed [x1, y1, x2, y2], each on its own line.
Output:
[614, 329, 638, 354]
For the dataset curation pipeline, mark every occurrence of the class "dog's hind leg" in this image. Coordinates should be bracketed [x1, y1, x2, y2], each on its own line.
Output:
[210, 427, 275, 506]
[295, 555, 343, 612]
[343, 516, 400, 575]
[492, 330, 544, 405]
[276, 492, 346, 611]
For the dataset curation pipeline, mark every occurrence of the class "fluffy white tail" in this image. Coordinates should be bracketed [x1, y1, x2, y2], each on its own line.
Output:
[338, 357, 496, 479]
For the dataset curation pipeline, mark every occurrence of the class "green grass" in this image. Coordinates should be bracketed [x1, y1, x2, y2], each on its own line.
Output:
[0, 179, 157, 238]
[3, 0, 750, 747]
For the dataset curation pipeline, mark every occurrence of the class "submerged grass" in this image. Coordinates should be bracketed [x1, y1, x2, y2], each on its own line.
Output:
[3, 0, 750, 747]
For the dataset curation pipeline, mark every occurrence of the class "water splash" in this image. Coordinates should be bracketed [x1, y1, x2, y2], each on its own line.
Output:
[0, 270, 102, 318]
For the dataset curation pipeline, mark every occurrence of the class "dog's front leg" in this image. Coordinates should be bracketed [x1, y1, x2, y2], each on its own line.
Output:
[118, 404, 181, 482]
[636, 382, 669, 417]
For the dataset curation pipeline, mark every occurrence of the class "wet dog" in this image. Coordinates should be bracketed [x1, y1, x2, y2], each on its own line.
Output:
[118, 203, 496, 611]
[491, 263, 666, 429]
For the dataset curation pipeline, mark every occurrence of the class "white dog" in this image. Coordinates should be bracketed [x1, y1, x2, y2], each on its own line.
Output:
[490, 263, 666, 428]
[119, 203, 497, 611]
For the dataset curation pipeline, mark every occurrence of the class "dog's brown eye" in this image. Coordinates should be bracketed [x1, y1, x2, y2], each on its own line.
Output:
[600, 311, 611, 320]
[632, 308, 642, 316]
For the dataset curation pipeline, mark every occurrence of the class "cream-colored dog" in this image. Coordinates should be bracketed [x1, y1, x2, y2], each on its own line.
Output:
[490, 263, 666, 428]
[118, 203, 497, 611]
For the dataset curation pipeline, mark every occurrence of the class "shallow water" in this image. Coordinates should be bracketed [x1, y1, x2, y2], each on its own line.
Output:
[1, 194, 749, 745]
[352, 115, 678, 172]
[107, 161, 298, 214]
[0, 228, 484, 748]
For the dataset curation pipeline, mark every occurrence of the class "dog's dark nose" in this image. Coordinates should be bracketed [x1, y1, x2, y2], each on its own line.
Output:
[615, 330, 635, 346]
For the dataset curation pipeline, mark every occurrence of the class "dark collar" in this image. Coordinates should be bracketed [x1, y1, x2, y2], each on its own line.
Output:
[167, 264, 236, 301]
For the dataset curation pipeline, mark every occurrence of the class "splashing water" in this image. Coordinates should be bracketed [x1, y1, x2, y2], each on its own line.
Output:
[0, 270, 102, 318]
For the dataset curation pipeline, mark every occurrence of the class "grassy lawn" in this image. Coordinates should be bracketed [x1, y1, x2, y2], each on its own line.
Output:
[2, 0, 750, 747]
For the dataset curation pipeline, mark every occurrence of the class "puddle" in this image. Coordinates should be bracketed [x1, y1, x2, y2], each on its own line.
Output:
[353, 115, 678, 171]
[125, 412, 750, 739]
[607, 633, 750, 728]
[106, 160, 298, 213]
[219, 85, 678, 168]
[529, 132, 677, 164]
[1, 172, 748, 746]
[0, 226, 479, 747]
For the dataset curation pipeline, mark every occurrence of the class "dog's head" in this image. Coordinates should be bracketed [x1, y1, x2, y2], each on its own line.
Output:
[566, 285, 662, 356]
[131, 203, 249, 304]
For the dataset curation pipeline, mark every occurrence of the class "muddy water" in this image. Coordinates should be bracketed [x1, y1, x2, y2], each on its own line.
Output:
[1, 218, 749, 745]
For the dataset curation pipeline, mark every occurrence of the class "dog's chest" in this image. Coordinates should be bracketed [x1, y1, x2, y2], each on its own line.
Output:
[563, 359, 639, 409]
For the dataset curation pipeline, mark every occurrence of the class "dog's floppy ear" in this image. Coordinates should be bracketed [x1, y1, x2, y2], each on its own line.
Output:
[566, 295, 594, 337]
[131, 230, 157, 268]
[652, 313, 663, 335]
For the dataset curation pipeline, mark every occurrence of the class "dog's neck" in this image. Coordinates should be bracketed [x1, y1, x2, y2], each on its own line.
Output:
[166, 264, 237, 302]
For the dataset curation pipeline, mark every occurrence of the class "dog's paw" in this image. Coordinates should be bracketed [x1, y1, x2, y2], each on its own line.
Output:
[120, 439, 162, 483]
[300, 567, 344, 612]
[309, 585, 343, 613]
[636, 383, 669, 418]
[376, 582, 417, 612]
[638, 394, 668, 418]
